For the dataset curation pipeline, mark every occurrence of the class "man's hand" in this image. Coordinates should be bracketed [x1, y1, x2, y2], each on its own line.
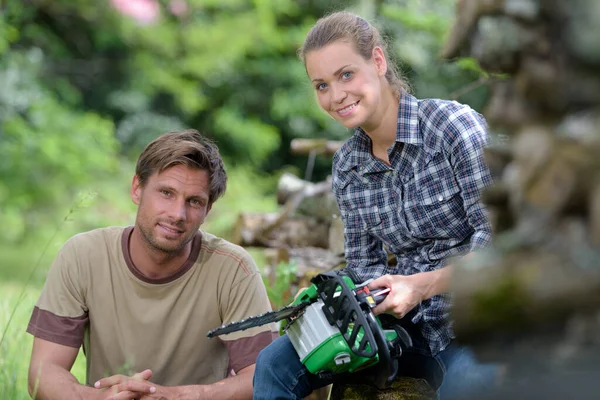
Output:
[137, 384, 193, 400]
[367, 274, 426, 319]
[94, 369, 157, 400]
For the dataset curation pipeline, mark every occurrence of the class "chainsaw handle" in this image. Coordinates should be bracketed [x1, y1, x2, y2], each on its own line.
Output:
[370, 288, 390, 305]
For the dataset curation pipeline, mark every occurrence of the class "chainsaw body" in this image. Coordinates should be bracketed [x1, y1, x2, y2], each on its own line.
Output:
[283, 274, 399, 379]
[207, 271, 411, 388]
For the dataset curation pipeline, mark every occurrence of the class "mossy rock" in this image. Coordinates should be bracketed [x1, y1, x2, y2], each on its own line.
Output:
[329, 377, 435, 400]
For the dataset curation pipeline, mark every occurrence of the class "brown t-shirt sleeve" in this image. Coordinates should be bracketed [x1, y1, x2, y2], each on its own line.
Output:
[218, 255, 276, 373]
[26, 237, 89, 348]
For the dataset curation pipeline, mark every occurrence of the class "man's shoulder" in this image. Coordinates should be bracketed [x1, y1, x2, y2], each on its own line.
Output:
[198, 230, 259, 275]
[62, 226, 125, 254]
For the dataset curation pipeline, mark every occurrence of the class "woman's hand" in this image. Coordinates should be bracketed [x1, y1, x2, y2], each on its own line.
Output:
[367, 274, 427, 319]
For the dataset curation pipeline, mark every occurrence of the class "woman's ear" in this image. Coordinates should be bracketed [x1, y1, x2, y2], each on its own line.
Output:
[372, 46, 388, 77]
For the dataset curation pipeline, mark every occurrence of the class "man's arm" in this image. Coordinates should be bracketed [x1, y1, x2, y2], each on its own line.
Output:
[29, 337, 154, 400]
[106, 364, 256, 400]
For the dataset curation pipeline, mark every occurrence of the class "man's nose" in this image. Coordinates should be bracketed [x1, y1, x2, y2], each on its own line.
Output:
[169, 199, 187, 222]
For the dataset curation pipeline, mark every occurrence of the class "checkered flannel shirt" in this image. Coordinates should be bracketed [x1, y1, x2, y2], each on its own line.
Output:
[332, 93, 493, 355]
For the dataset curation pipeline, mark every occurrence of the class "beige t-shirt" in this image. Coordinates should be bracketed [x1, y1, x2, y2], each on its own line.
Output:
[27, 226, 275, 386]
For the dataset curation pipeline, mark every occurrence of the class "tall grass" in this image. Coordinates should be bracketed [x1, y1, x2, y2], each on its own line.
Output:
[0, 283, 87, 399]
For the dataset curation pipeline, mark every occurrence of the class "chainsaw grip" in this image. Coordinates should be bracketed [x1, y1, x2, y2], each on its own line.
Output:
[370, 288, 389, 305]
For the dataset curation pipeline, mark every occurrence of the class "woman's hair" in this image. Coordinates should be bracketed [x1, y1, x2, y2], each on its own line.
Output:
[135, 129, 227, 205]
[298, 11, 411, 95]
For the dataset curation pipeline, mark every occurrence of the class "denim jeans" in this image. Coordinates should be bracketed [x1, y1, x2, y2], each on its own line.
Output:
[253, 333, 499, 400]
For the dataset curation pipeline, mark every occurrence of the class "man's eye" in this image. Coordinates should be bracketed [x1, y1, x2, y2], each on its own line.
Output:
[161, 190, 171, 196]
[190, 199, 204, 207]
[316, 82, 327, 91]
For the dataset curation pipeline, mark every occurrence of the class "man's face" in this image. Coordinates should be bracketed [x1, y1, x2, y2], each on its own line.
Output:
[131, 164, 212, 255]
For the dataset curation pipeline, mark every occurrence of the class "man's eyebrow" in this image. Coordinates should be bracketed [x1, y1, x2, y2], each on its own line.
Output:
[311, 64, 352, 82]
[158, 184, 177, 192]
[188, 194, 208, 202]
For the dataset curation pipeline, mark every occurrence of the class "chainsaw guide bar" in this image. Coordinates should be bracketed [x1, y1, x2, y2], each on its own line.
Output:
[206, 301, 310, 338]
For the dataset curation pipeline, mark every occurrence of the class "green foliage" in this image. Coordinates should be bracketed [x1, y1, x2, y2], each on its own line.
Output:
[0, 48, 119, 242]
[379, 0, 490, 108]
[266, 261, 298, 309]
[0, 284, 86, 399]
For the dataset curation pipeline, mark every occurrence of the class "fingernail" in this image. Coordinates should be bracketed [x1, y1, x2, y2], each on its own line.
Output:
[94, 381, 100, 388]
[150, 386, 156, 393]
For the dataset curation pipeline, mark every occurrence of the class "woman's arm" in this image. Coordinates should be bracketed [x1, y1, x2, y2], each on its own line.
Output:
[369, 107, 493, 318]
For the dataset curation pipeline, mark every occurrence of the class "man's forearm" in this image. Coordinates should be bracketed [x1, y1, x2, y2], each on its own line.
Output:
[30, 362, 98, 400]
[166, 368, 254, 400]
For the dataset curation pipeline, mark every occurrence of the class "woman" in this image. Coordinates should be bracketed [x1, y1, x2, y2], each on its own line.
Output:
[253, 11, 498, 400]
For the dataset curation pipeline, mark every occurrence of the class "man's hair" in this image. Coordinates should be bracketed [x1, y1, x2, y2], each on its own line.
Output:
[135, 129, 227, 205]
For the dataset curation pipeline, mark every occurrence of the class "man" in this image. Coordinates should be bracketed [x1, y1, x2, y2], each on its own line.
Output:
[27, 129, 275, 400]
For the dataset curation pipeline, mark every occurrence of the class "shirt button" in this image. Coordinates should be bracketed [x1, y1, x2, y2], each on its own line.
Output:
[374, 206, 379, 212]
[437, 195, 444, 202]
[364, 224, 368, 229]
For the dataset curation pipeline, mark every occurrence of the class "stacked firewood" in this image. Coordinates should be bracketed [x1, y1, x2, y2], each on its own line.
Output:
[440, 0, 600, 387]
[232, 139, 346, 289]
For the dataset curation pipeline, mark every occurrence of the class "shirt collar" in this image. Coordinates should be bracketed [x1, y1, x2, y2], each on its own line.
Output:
[395, 92, 423, 146]
[336, 92, 424, 172]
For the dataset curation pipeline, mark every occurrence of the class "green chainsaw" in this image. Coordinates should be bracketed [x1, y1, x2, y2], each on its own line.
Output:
[207, 271, 413, 389]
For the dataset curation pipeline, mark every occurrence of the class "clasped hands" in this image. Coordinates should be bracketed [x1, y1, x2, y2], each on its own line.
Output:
[94, 369, 168, 400]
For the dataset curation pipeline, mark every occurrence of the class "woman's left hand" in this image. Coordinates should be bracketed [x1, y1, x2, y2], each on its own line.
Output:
[367, 274, 427, 319]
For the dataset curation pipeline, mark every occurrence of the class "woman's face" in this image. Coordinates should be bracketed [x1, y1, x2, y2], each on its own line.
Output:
[305, 40, 388, 130]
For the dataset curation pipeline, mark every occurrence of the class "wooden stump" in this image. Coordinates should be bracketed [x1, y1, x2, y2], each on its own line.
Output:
[329, 377, 435, 400]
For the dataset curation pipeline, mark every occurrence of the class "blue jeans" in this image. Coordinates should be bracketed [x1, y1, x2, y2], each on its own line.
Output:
[253, 334, 499, 400]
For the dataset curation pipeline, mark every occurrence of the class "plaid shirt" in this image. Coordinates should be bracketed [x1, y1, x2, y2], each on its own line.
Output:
[332, 93, 493, 355]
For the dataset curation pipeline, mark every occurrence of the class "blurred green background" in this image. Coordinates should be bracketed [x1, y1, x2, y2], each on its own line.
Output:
[0, 0, 488, 397]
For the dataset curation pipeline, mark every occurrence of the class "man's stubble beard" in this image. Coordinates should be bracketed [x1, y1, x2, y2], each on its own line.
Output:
[138, 221, 192, 255]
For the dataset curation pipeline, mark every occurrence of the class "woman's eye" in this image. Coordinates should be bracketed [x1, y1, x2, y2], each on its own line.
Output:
[316, 82, 327, 91]
[341, 71, 353, 80]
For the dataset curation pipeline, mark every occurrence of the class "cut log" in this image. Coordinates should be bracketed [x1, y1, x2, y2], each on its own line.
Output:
[232, 212, 330, 248]
[288, 247, 345, 289]
[276, 173, 341, 221]
[290, 139, 344, 156]
[328, 216, 345, 256]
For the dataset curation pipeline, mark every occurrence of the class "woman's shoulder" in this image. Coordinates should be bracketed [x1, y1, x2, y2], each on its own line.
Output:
[417, 98, 488, 151]
[418, 98, 485, 126]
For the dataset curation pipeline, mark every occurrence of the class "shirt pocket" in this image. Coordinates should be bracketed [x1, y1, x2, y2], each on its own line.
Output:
[403, 162, 466, 239]
[336, 172, 386, 231]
